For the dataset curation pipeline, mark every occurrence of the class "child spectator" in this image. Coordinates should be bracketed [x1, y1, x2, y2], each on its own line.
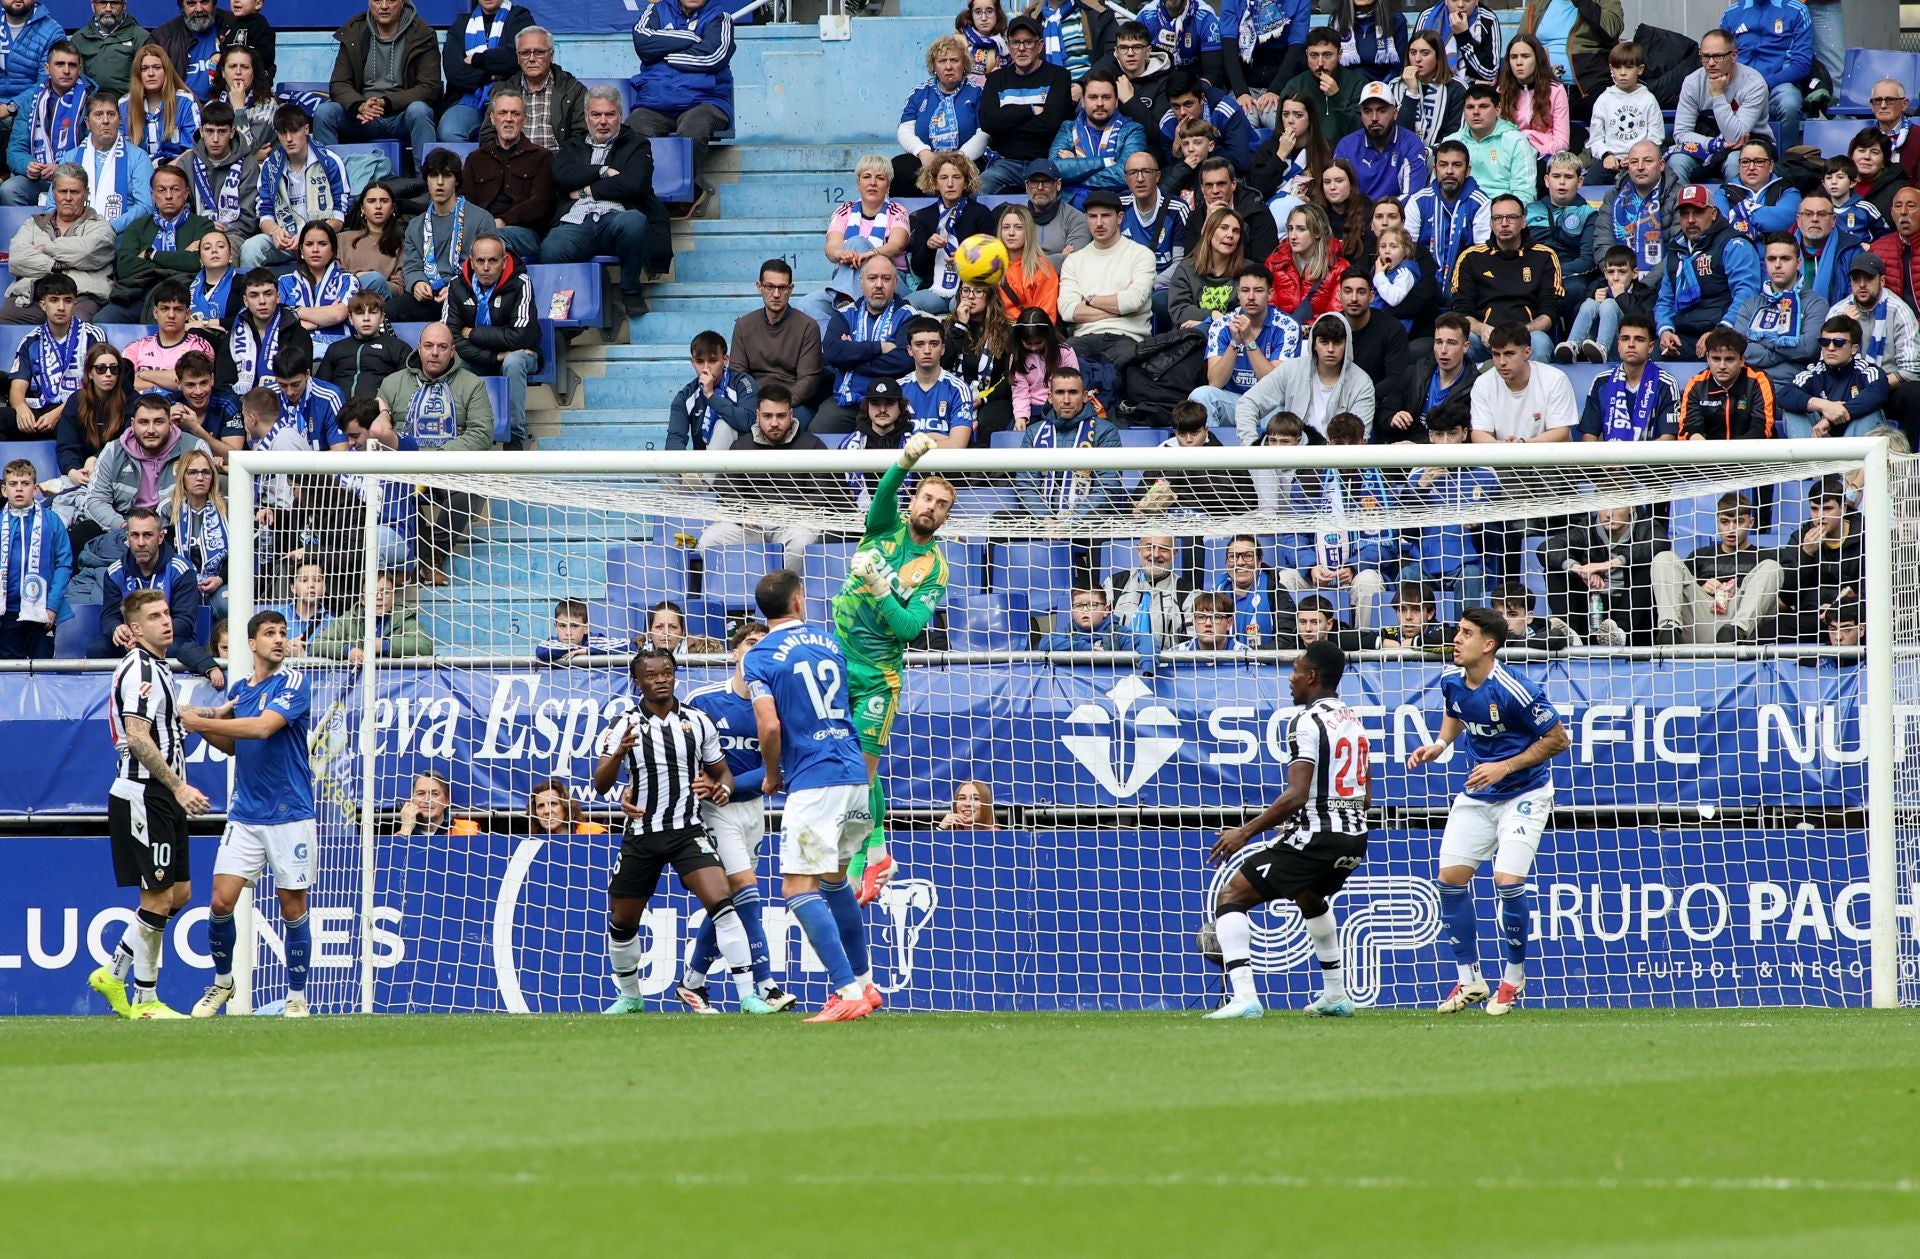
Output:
[125, 281, 217, 394]
[1171, 589, 1247, 653]
[1558, 246, 1653, 365]
[1008, 305, 1077, 431]
[1526, 153, 1597, 318]
[1495, 34, 1567, 162]
[1824, 158, 1889, 245]
[1138, 401, 1257, 515]
[268, 560, 332, 656]
[1376, 578, 1447, 653]
[668, 330, 758, 453]
[1585, 41, 1662, 174]
[1402, 397, 1495, 606]
[1493, 580, 1573, 650]
[1160, 116, 1218, 202]
[957, 0, 1007, 87]
[1037, 584, 1149, 653]
[1649, 492, 1783, 646]
[535, 597, 629, 663]
[0, 457, 73, 659]
[1371, 225, 1420, 330]
[318, 292, 410, 400]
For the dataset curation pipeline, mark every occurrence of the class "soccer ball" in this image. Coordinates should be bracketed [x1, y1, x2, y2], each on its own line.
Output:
[954, 234, 1010, 287]
[1195, 921, 1224, 968]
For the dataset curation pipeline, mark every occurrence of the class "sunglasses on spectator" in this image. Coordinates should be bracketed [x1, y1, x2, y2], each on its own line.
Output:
[92, 363, 120, 373]
[1820, 337, 1854, 348]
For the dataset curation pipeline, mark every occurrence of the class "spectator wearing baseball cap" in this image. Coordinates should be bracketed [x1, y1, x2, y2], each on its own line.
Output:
[1333, 82, 1431, 203]
[1023, 159, 1092, 272]
[1655, 183, 1763, 361]
[977, 16, 1076, 195]
[1829, 251, 1920, 435]
[1060, 188, 1156, 358]
[1047, 70, 1148, 210]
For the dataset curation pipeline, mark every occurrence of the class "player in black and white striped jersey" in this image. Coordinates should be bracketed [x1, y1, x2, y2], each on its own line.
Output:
[589, 646, 776, 1016]
[1203, 640, 1371, 1021]
[89, 590, 213, 1020]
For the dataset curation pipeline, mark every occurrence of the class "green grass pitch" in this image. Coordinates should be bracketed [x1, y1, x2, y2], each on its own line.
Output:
[4, 1009, 1918, 1257]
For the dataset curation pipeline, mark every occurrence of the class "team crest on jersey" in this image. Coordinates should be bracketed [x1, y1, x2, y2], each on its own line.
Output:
[1487, 701, 1499, 723]
[1522, 266, 1533, 283]
[899, 553, 937, 590]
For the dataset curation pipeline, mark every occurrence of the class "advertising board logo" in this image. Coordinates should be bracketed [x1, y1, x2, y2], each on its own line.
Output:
[1205, 864, 1441, 1007]
[1062, 676, 1183, 799]
[875, 877, 939, 993]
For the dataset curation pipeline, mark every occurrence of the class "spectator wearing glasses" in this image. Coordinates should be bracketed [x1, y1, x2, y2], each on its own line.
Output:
[1450, 194, 1561, 363]
[977, 16, 1075, 195]
[1719, 139, 1799, 243]
[479, 27, 586, 151]
[1720, 0, 1811, 154]
[1792, 191, 1863, 309]
[1037, 584, 1147, 654]
[1170, 591, 1249, 654]
[1863, 81, 1920, 186]
[1667, 30, 1768, 187]
[437, 0, 533, 144]
[1776, 316, 1892, 439]
[730, 259, 823, 427]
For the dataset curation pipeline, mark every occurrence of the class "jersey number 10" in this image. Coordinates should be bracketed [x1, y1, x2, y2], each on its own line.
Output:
[793, 659, 846, 721]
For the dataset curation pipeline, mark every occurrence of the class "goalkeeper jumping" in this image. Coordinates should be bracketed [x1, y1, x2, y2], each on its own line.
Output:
[835, 433, 956, 904]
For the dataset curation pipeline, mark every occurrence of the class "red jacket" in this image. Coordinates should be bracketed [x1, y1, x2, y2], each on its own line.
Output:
[1265, 240, 1348, 323]
[1869, 229, 1920, 303]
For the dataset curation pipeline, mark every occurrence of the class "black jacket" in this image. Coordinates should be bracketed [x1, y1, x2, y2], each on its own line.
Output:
[907, 197, 999, 290]
[443, 252, 541, 373]
[1450, 238, 1566, 330]
[979, 61, 1075, 163]
[551, 129, 661, 217]
[1345, 311, 1411, 431]
[318, 330, 411, 400]
[441, 2, 535, 105]
[151, 14, 233, 90]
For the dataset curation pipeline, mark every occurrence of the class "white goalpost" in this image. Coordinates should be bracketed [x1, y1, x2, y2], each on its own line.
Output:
[223, 438, 1915, 1015]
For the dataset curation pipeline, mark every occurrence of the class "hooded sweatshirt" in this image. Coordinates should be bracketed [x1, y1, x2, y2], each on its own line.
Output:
[178, 133, 263, 238]
[1232, 312, 1377, 441]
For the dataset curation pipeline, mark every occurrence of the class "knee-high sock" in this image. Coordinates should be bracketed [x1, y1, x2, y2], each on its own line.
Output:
[818, 877, 871, 985]
[608, 921, 643, 998]
[208, 911, 236, 981]
[788, 891, 857, 995]
[1497, 882, 1532, 985]
[284, 913, 311, 997]
[123, 908, 168, 997]
[862, 775, 888, 863]
[708, 899, 757, 1002]
[733, 884, 771, 985]
[1303, 906, 1345, 1001]
[686, 914, 720, 983]
[1213, 909, 1259, 1003]
[1437, 882, 1480, 984]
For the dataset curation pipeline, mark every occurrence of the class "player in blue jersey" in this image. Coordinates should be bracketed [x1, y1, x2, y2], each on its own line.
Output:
[746, 568, 882, 1023]
[181, 611, 318, 1018]
[897, 316, 976, 449]
[1407, 607, 1571, 1016]
[676, 621, 799, 1014]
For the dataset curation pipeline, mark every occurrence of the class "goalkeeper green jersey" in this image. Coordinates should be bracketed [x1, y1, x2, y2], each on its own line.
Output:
[832, 464, 948, 670]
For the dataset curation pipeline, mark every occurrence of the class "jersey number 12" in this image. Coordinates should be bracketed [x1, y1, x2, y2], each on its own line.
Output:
[792, 659, 846, 721]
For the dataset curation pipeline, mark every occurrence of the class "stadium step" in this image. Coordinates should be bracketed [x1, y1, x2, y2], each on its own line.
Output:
[541, 428, 677, 452]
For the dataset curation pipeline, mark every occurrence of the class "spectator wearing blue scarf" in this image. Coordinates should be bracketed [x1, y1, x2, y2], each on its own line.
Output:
[0, 457, 72, 659]
[439, 0, 532, 143]
[1730, 231, 1824, 387]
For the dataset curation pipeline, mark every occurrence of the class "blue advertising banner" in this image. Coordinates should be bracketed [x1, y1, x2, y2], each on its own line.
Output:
[42, 1, 652, 38]
[0, 659, 1878, 817]
[0, 828, 1890, 1015]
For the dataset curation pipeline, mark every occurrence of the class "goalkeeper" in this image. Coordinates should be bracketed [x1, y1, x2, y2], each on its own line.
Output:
[835, 433, 956, 905]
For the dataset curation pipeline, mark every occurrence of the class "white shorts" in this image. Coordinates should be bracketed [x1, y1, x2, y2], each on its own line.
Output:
[1437, 783, 1553, 878]
[778, 782, 873, 877]
[213, 819, 317, 891]
[700, 796, 767, 876]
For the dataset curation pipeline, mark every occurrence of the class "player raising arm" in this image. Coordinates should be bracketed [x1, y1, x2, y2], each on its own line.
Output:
[834, 432, 955, 904]
[1204, 641, 1370, 1020]
[182, 611, 318, 1018]
[593, 647, 773, 1016]
[750, 569, 884, 1022]
[91, 590, 211, 1019]
[1407, 607, 1571, 1016]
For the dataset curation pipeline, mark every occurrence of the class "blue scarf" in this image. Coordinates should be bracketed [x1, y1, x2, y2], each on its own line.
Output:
[1028, 409, 1102, 512]
[30, 78, 89, 165]
[186, 152, 247, 228]
[472, 278, 498, 327]
[28, 321, 86, 404]
[82, 138, 130, 220]
[2, 503, 51, 623]
[1597, 364, 1664, 441]
[1423, 180, 1481, 287]
[925, 79, 962, 150]
[282, 263, 357, 345]
[191, 268, 233, 322]
[1240, 0, 1294, 57]
[422, 199, 469, 289]
[1747, 285, 1803, 349]
[1041, 0, 1088, 74]
[1611, 180, 1664, 273]
[460, 1, 514, 111]
[833, 302, 909, 404]
[151, 207, 189, 252]
[931, 196, 968, 295]
[1864, 293, 1892, 363]
[230, 314, 283, 391]
[174, 501, 227, 581]
[1069, 115, 1122, 168]
[405, 375, 459, 446]
[1217, 569, 1277, 645]
[962, 28, 1004, 84]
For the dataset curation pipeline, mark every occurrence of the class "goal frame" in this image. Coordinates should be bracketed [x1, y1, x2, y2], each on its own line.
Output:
[225, 437, 1903, 1012]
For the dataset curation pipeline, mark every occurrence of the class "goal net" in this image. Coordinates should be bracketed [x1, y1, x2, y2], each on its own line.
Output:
[224, 439, 1917, 1014]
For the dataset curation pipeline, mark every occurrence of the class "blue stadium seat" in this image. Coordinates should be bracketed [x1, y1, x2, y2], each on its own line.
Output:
[579, 78, 640, 117]
[1118, 428, 1168, 447]
[1, 438, 58, 481]
[650, 137, 696, 202]
[194, 606, 213, 646]
[946, 592, 1025, 652]
[1831, 50, 1920, 118]
[604, 542, 688, 610]
[992, 539, 1076, 613]
[696, 542, 782, 611]
[392, 322, 430, 343]
[55, 602, 101, 658]
[527, 263, 603, 328]
[437, 141, 481, 163]
[654, 515, 706, 547]
[802, 541, 859, 616]
[1800, 119, 1866, 160]
[585, 600, 643, 646]
[0, 203, 39, 246]
[482, 376, 510, 443]
[1669, 492, 1722, 558]
[100, 324, 151, 352]
[0, 325, 32, 374]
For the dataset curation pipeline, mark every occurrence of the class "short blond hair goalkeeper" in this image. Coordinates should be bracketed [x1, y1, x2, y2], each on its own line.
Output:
[832, 433, 955, 904]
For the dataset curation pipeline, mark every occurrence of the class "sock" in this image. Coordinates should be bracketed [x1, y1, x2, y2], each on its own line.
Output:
[208, 911, 236, 981]
[125, 908, 167, 1001]
[855, 776, 889, 874]
[110, 939, 135, 982]
[1213, 910, 1259, 1003]
[789, 891, 856, 993]
[1303, 907, 1346, 1002]
[685, 914, 720, 987]
[284, 913, 311, 997]
[1498, 882, 1532, 984]
[818, 878, 871, 987]
[733, 884, 771, 986]
[608, 921, 642, 998]
[707, 899, 757, 1003]
[1437, 882, 1480, 983]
